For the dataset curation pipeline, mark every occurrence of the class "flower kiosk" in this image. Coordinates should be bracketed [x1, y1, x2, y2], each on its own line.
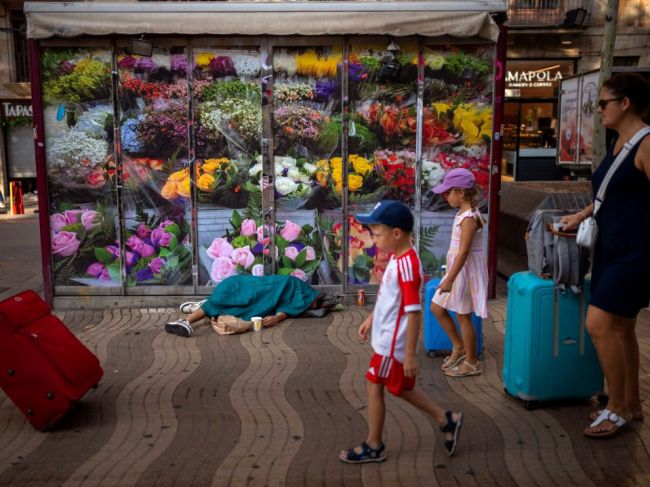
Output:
[25, 1, 507, 307]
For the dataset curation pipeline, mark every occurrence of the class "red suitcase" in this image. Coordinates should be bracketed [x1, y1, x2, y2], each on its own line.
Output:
[0, 290, 103, 430]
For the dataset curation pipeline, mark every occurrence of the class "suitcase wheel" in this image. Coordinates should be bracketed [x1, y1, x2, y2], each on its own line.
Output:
[47, 392, 54, 400]
[7, 368, 15, 376]
[524, 401, 538, 411]
[426, 351, 436, 358]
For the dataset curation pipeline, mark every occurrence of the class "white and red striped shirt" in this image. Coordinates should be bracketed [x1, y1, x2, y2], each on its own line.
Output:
[371, 248, 423, 362]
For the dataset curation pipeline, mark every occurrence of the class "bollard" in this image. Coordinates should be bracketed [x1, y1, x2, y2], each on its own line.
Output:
[9, 181, 24, 215]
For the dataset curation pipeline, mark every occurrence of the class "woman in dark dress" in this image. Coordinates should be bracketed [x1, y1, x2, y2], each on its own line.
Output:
[562, 73, 650, 438]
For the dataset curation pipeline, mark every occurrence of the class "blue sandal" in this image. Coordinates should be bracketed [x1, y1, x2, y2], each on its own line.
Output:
[440, 410, 463, 456]
[339, 441, 387, 464]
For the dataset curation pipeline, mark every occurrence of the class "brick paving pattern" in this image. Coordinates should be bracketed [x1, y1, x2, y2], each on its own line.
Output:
[1, 281, 649, 486]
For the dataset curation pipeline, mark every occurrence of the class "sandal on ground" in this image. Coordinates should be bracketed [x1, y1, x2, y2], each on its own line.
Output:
[440, 410, 463, 456]
[165, 319, 193, 337]
[441, 349, 466, 370]
[584, 409, 626, 438]
[339, 441, 386, 464]
[445, 360, 481, 378]
[589, 409, 643, 422]
[179, 300, 206, 314]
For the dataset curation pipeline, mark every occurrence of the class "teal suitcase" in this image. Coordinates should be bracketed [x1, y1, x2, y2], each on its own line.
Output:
[503, 271, 603, 409]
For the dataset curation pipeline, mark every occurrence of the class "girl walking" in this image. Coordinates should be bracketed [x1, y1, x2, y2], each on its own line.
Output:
[430, 168, 488, 378]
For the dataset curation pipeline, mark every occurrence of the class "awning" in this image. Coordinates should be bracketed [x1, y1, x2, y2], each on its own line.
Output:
[25, 1, 506, 42]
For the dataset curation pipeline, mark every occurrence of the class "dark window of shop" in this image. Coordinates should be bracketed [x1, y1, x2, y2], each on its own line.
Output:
[503, 59, 576, 181]
[10, 11, 29, 83]
[613, 56, 640, 67]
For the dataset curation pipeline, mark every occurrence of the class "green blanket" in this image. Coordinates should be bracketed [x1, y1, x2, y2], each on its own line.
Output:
[201, 275, 320, 320]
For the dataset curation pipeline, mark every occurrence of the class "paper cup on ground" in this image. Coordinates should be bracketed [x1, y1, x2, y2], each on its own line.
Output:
[251, 316, 263, 331]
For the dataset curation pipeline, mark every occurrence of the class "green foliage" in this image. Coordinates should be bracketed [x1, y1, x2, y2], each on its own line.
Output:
[1, 116, 32, 129]
[444, 52, 490, 78]
[43, 58, 111, 104]
[360, 56, 381, 71]
[318, 115, 377, 153]
[201, 79, 261, 103]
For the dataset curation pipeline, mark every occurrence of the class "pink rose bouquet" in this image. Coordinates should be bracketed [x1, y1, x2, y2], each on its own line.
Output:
[202, 209, 321, 285]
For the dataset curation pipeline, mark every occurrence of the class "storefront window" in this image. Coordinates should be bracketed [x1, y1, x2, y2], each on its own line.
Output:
[117, 44, 193, 288]
[189, 45, 264, 287]
[503, 59, 574, 179]
[272, 45, 342, 286]
[38, 38, 498, 293]
[421, 44, 494, 277]
[41, 46, 119, 289]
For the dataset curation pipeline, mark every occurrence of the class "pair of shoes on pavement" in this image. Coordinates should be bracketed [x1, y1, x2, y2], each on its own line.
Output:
[165, 319, 193, 337]
[179, 300, 206, 314]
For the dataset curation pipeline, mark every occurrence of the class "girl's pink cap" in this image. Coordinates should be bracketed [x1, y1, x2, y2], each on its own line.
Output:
[432, 168, 475, 194]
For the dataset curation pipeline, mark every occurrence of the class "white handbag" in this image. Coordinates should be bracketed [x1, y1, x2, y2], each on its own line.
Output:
[576, 216, 598, 249]
[576, 126, 650, 249]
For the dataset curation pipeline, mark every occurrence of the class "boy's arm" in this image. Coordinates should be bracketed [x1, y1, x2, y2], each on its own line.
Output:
[358, 307, 374, 340]
[403, 311, 421, 377]
[440, 217, 479, 293]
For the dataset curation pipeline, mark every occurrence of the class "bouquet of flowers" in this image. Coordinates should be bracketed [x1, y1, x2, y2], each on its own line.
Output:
[120, 73, 188, 101]
[43, 57, 111, 104]
[320, 215, 390, 284]
[314, 154, 385, 205]
[358, 102, 456, 147]
[247, 155, 317, 210]
[200, 98, 262, 150]
[274, 83, 315, 103]
[432, 102, 492, 147]
[86, 210, 191, 286]
[50, 204, 117, 285]
[189, 158, 251, 208]
[294, 51, 340, 78]
[373, 149, 416, 204]
[200, 79, 261, 104]
[122, 156, 166, 192]
[434, 145, 490, 193]
[138, 101, 189, 157]
[203, 210, 320, 285]
[273, 105, 323, 151]
[46, 129, 110, 190]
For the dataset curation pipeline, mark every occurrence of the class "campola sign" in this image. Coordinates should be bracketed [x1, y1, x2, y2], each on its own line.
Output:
[506, 68, 563, 88]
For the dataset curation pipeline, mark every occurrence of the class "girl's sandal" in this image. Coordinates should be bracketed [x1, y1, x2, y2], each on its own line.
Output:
[584, 409, 626, 438]
[441, 349, 466, 371]
[339, 441, 386, 464]
[445, 360, 481, 377]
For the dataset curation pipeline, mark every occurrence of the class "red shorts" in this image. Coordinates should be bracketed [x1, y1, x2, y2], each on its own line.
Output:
[365, 353, 415, 396]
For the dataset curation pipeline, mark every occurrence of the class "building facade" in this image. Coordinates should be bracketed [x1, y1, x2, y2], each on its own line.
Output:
[504, 0, 650, 180]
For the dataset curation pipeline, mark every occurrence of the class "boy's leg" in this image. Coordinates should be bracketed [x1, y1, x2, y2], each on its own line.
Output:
[457, 312, 478, 363]
[366, 380, 385, 448]
[400, 387, 462, 447]
[339, 380, 385, 460]
[187, 308, 207, 324]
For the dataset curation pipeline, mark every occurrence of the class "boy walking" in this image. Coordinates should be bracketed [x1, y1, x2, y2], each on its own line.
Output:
[339, 200, 463, 463]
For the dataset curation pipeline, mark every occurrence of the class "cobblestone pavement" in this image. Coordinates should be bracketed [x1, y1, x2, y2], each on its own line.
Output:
[0, 283, 649, 486]
[1, 217, 649, 486]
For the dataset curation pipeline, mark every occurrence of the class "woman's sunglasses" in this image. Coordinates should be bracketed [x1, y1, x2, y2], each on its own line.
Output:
[597, 97, 623, 109]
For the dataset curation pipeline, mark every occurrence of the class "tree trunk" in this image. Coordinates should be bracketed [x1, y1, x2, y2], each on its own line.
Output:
[593, 0, 619, 170]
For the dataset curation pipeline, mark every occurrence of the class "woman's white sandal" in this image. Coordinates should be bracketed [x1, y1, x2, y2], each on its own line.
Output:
[584, 409, 626, 438]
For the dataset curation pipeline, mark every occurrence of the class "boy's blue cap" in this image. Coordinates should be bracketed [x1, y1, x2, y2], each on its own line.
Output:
[354, 200, 413, 232]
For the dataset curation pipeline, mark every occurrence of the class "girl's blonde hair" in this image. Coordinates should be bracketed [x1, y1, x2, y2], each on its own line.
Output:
[459, 185, 484, 228]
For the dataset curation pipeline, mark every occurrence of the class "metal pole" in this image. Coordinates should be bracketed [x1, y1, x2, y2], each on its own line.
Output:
[27, 38, 54, 306]
[341, 39, 350, 294]
[261, 38, 276, 276]
[187, 42, 199, 293]
[487, 22, 507, 299]
[414, 39, 424, 255]
[111, 40, 127, 296]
